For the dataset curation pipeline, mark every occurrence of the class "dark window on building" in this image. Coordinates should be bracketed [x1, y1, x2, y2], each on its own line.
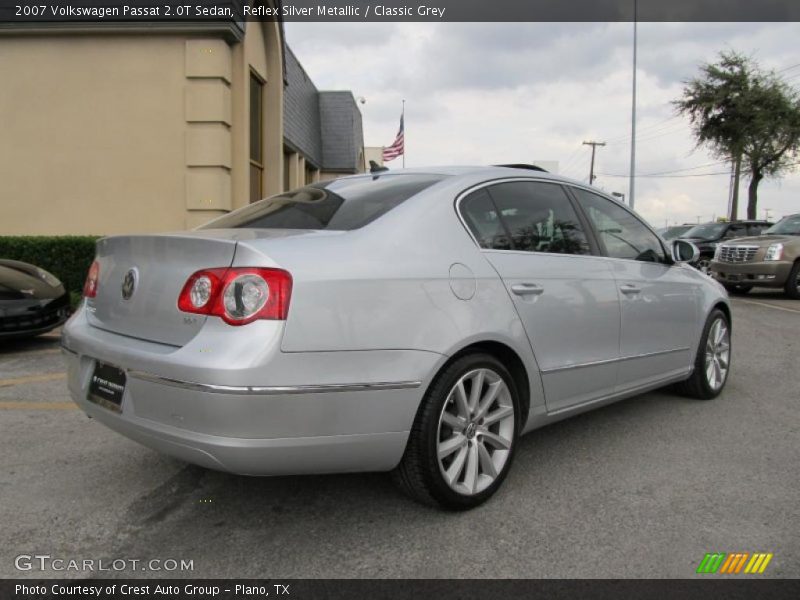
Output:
[202, 174, 445, 231]
[283, 149, 292, 192]
[249, 72, 264, 203]
[572, 188, 667, 263]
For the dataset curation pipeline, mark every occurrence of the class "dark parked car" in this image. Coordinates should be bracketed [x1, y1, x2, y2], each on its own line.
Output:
[679, 220, 773, 272]
[0, 259, 70, 340]
[657, 224, 694, 241]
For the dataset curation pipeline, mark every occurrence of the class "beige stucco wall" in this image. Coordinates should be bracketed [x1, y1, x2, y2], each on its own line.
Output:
[0, 14, 358, 235]
[0, 23, 286, 235]
[0, 35, 189, 235]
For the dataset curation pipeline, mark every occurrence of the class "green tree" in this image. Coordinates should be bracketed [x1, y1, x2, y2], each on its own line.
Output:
[674, 51, 800, 220]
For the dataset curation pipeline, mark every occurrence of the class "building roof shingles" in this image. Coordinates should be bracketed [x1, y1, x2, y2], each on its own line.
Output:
[283, 47, 363, 173]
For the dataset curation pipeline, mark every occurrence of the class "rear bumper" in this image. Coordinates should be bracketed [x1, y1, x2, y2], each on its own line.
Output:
[62, 308, 441, 475]
[709, 260, 792, 287]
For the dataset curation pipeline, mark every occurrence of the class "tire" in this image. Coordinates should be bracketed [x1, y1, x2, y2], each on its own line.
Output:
[695, 255, 712, 274]
[724, 283, 753, 295]
[784, 261, 800, 299]
[675, 308, 731, 400]
[393, 353, 520, 510]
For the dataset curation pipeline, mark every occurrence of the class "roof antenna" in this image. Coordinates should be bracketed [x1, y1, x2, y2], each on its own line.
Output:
[369, 160, 389, 173]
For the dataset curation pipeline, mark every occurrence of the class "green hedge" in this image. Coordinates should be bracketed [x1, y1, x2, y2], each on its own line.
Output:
[0, 236, 100, 306]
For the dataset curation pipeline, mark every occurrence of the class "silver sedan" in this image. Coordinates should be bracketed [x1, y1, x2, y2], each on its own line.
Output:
[62, 166, 731, 509]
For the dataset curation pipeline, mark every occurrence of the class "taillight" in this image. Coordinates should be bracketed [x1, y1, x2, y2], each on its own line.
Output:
[178, 267, 292, 325]
[83, 260, 100, 298]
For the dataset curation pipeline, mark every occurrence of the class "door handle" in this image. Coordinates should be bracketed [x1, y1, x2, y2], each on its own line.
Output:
[620, 284, 642, 295]
[511, 283, 544, 296]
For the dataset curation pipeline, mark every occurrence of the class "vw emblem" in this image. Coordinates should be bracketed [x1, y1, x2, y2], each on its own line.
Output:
[121, 268, 138, 301]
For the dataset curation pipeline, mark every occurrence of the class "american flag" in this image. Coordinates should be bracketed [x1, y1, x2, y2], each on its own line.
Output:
[382, 114, 404, 162]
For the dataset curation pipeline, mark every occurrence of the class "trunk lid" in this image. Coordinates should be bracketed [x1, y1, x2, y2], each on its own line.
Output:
[87, 232, 242, 346]
[87, 228, 347, 347]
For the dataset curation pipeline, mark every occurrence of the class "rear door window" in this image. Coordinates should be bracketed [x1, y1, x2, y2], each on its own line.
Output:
[459, 189, 511, 250]
[460, 181, 591, 255]
[202, 174, 445, 231]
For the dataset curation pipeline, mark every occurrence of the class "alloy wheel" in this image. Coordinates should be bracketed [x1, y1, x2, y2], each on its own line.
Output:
[704, 318, 730, 391]
[436, 368, 515, 496]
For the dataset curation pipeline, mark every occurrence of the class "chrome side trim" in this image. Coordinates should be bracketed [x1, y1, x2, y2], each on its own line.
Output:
[545, 368, 693, 417]
[127, 370, 422, 395]
[540, 347, 691, 374]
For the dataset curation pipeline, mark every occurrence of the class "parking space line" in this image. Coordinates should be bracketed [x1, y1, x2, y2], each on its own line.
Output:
[0, 372, 67, 387]
[0, 348, 62, 358]
[735, 299, 800, 314]
[0, 401, 76, 410]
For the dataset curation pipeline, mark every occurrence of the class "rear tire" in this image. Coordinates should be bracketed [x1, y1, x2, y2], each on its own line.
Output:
[724, 283, 752, 295]
[393, 353, 520, 510]
[784, 262, 800, 299]
[675, 308, 731, 400]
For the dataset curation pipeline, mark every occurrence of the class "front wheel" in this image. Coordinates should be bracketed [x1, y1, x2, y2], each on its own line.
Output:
[695, 256, 712, 274]
[784, 261, 800, 299]
[675, 308, 731, 400]
[393, 353, 520, 510]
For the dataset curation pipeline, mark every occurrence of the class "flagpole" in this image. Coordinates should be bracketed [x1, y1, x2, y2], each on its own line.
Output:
[402, 99, 406, 168]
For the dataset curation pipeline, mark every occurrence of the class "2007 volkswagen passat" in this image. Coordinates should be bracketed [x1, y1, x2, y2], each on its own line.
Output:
[62, 166, 731, 509]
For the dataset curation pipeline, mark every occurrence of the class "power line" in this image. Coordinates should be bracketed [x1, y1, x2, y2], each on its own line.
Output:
[559, 145, 587, 174]
[625, 160, 729, 176]
[597, 171, 731, 179]
[608, 123, 688, 146]
[604, 114, 681, 143]
[777, 62, 800, 73]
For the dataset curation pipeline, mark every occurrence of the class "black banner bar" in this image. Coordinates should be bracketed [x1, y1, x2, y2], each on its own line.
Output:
[1, 0, 800, 24]
[3, 579, 800, 600]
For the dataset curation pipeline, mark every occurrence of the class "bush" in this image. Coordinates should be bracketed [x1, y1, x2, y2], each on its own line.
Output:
[0, 236, 100, 306]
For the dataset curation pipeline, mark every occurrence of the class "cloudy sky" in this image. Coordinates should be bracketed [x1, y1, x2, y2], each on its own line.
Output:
[285, 22, 800, 228]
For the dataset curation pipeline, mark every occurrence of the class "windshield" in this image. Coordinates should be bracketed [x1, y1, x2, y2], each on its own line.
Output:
[683, 223, 727, 241]
[764, 215, 800, 236]
[201, 173, 445, 231]
[661, 225, 692, 240]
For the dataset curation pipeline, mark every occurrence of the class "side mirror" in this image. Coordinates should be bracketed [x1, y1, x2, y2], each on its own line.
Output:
[671, 239, 699, 264]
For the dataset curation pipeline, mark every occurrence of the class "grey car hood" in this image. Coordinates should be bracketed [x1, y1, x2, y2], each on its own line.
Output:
[720, 234, 795, 246]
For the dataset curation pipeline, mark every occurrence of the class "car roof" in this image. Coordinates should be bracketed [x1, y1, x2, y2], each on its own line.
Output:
[338, 165, 591, 188]
[693, 220, 770, 226]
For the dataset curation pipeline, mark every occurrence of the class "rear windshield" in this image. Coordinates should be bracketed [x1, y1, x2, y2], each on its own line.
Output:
[684, 223, 726, 240]
[201, 173, 445, 231]
[765, 215, 800, 235]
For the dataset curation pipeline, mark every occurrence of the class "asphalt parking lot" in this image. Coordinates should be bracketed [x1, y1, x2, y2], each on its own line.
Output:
[1, 291, 798, 579]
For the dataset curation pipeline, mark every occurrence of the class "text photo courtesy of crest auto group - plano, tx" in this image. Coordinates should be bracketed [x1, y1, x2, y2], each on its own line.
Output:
[0, 1, 799, 599]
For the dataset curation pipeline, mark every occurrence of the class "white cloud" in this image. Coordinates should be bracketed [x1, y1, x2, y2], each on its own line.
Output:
[286, 22, 800, 225]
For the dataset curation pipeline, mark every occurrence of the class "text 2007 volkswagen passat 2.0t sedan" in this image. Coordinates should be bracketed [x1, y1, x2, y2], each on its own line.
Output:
[62, 166, 732, 509]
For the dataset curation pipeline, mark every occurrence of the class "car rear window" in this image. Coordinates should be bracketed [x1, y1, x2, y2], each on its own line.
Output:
[201, 174, 445, 231]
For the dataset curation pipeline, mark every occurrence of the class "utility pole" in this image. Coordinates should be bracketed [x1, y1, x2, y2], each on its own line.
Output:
[583, 140, 606, 185]
[728, 153, 741, 220]
[628, 0, 638, 209]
